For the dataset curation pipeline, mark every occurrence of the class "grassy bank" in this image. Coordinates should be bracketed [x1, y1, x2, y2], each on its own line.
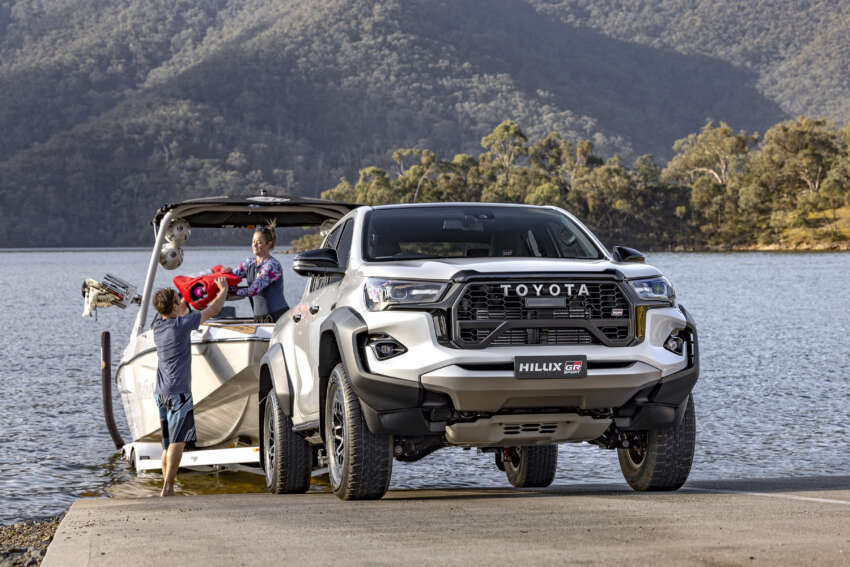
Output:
[775, 205, 850, 250]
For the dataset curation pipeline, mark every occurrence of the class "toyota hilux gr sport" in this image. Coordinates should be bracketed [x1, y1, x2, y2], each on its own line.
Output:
[258, 203, 698, 500]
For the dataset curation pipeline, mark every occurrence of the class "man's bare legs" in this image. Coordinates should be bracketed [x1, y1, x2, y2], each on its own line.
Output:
[161, 442, 185, 497]
[160, 449, 167, 495]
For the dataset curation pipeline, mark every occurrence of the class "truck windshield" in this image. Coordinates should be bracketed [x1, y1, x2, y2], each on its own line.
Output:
[363, 206, 603, 261]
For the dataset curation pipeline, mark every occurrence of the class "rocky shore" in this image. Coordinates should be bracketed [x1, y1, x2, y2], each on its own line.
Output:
[0, 517, 62, 567]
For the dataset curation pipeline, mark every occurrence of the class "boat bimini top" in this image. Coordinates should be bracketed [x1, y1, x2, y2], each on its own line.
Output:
[129, 194, 360, 338]
[152, 195, 358, 229]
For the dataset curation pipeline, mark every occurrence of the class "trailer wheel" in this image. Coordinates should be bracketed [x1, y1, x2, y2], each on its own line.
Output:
[263, 393, 311, 494]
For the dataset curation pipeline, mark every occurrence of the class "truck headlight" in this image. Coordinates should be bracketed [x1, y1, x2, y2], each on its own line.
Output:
[629, 276, 676, 304]
[364, 278, 448, 311]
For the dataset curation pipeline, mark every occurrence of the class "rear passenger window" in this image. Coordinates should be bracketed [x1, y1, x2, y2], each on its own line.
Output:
[327, 220, 353, 285]
[335, 220, 354, 270]
[309, 219, 352, 291]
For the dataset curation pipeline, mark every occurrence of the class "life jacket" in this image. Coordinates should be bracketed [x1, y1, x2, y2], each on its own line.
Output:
[173, 265, 242, 310]
[244, 257, 288, 316]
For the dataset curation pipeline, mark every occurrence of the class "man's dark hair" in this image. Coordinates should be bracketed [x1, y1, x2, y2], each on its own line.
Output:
[153, 288, 179, 316]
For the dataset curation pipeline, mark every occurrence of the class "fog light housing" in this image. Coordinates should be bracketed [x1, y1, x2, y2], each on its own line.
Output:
[368, 333, 407, 361]
[664, 331, 685, 355]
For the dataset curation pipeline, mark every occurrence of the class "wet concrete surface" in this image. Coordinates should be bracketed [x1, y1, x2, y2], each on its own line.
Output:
[42, 476, 850, 566]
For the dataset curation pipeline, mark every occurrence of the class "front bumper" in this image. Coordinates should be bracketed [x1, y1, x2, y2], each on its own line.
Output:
[420, 361, 661, 412]
[336, 305, 699, 439]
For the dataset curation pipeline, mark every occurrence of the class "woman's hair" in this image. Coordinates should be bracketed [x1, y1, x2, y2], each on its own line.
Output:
[153, 288, 179, 316]
[254, 219, 277, 247]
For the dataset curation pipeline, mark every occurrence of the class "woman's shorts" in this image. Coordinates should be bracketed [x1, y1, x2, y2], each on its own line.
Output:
[155, 393, 197, 449]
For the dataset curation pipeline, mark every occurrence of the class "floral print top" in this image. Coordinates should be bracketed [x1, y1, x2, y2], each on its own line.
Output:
[231, 255, 283, 297]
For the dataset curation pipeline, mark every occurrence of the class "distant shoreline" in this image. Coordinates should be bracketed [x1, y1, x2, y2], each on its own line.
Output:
[672, 242, 850, 252]
[1, 245, 847, 254]
[0, 246, 250, 253]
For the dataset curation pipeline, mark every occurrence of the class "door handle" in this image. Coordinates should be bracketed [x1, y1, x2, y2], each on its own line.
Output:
[309, 305, 320, 314]
[292, 313, 302, 323]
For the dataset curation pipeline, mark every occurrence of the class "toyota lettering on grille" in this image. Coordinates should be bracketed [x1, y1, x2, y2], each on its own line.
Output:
[500, 283, 590, 297]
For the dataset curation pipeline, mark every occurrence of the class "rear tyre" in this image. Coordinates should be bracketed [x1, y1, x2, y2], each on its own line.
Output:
[618, 394, 696, 491]
[504, 445, 558, 488]
[325, 363, 393, 500]
[263, 393, 311, 494]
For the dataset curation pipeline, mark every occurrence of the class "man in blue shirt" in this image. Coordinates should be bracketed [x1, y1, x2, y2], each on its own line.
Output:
[151, 278, 227, 496]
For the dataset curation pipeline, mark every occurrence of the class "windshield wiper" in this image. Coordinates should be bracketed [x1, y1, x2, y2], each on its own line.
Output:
[373, 254, 456, 261]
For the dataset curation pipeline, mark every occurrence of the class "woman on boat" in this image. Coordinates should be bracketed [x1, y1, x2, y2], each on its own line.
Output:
[228, 223, 289, 322]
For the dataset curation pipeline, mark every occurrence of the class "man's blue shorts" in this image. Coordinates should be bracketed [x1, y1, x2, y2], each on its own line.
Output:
[155, 393, 197, 450]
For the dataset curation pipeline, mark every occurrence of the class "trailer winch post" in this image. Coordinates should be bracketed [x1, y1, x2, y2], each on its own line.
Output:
[101, 331, 125, 449]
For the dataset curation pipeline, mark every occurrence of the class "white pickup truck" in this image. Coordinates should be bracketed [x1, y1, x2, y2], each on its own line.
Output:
[259, 203, 698, 500]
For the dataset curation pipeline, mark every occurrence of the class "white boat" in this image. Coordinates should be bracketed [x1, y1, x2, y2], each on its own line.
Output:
[84, 195, 355, 468]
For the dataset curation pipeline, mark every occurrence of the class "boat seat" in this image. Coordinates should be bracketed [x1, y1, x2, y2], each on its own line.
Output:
[215, 306, 237, 318]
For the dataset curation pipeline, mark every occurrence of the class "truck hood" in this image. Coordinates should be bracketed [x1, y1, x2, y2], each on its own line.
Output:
[358, 257, 662, 281]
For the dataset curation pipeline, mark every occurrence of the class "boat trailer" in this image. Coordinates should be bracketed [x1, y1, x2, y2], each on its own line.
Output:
[100, 331, 262, 474]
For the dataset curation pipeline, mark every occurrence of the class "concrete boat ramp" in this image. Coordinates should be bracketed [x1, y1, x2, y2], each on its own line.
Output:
[44, 477, 849, 566]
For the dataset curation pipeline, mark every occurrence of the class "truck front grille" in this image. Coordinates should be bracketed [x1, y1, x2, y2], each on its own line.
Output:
[451, 279, 632, 348]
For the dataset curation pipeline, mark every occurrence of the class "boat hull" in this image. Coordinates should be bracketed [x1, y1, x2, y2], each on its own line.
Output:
[117, 323, 271, 448]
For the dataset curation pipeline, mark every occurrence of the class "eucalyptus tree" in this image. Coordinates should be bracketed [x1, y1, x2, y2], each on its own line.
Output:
[662, 120, 758, 243]
[749, 117, 843, 214]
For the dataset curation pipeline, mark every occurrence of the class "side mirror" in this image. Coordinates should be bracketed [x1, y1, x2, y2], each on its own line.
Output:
[612, 245, 645, 263]
[293, 248, 345, 276]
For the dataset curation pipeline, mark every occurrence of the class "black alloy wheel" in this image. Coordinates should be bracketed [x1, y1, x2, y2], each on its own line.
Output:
[617, 394, 696, 491]
[324, 363, 393, 500]
[262, 393, 311, 494]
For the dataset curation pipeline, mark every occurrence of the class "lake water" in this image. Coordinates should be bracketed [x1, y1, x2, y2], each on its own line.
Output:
[1, 249, 848, 524]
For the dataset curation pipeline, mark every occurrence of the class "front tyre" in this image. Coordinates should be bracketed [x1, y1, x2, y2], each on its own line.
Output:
[503, 445, 558, 488]
[618, 394, 696, 491]
[325, 363, 393, 500]
[263, 393, 311, 494]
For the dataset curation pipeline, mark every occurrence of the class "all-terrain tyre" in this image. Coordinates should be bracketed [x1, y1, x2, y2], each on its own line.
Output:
[504, 445, 558, 488]
[618, 394, 696, 491]
[325, 363, 393, 500]
[263, 393, 311, 494]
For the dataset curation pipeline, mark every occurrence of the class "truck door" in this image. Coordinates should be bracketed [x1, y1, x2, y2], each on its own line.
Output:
[302, 218, 354, 417]
[291, 222, 344, 421]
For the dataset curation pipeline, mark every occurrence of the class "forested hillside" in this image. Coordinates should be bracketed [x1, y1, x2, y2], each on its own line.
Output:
[0, 0, 847, 248]
[528, 1, 850, 123]
[293, 118, 850, 252]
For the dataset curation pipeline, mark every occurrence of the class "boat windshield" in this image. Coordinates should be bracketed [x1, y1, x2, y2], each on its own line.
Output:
[363, 206, 603, 261]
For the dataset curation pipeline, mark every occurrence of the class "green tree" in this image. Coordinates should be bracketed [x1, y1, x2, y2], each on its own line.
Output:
[663, 121, 758, 243]
[820, 152, 850, 232]
[749, 117, 843, 214]
[480, 120, 528, 187]
[431, 154, 482, 202]
[664, 121, 757, 187]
